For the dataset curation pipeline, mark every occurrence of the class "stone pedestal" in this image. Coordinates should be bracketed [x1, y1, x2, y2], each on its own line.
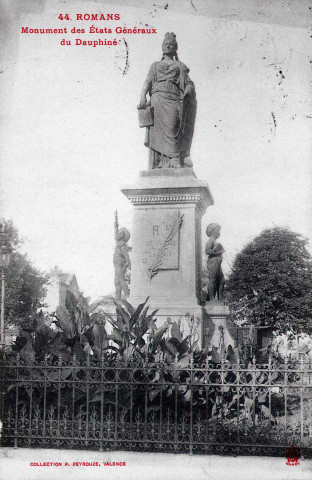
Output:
[121, 169, 213, 337]
[202, 300, 236, 350]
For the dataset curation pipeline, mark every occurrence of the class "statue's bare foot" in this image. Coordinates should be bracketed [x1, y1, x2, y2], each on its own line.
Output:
[169, 157, 181, 168]
[183, 156, 193, 167]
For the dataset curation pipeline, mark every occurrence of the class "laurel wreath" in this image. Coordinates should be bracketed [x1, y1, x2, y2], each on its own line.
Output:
[147, 211, 184, 281]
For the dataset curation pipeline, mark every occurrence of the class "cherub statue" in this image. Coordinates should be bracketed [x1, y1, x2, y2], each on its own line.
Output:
[205, 223, 225, 301]
[113, 213, 132, 300]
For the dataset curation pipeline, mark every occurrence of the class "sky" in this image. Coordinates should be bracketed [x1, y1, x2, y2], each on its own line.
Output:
[0, 0, 311, 301]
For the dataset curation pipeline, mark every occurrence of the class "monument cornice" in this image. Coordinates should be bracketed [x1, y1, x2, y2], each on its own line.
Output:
[127, 193, 201, 204]
[121, 169, 214, 215]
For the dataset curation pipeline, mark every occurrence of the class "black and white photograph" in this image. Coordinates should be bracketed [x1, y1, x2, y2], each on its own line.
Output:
[0, 1, 312, 479]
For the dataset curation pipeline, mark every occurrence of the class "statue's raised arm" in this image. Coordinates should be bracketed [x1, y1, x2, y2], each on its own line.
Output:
[138, 32, 197, 169]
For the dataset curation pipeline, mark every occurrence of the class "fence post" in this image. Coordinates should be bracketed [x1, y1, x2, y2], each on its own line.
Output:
[71, 354, 76, 448]
[236, 349, 240, 445]
[174, 355, 178, 454]
[57, 354, 62, 445]
[0, 351, 3, 448]
[252, 355, 256, 439]
[14, 353, 20, 449]
[205, 355, 209, 452]
[268, 352, 272, 444]
[189, 354, 194, 455]
[144, 356, 148, 447]
[99, 352, 104, 452]
[300, 356, 304, 451]
[42, 353, 48, 447]
[114, 359, 119, 449]
[159, 356, 163, 451]
[284, 354, 288, 448]
[28, 352, 35, 447]
[219, 354, 225, 447]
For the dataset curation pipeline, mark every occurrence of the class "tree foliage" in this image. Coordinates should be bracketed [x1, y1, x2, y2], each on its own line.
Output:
[1, 220, 48, 328]
[225, 227, 312, 333]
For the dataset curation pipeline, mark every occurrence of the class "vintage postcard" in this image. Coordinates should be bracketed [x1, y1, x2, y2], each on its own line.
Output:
[0, 1, 311, 479]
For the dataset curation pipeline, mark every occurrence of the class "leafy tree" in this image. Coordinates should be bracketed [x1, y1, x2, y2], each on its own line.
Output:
[225, 227, 312, 333]
[0, 220, 48, 329]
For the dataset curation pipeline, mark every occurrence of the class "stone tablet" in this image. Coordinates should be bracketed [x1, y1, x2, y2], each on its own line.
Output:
[141, 210, 183, 278]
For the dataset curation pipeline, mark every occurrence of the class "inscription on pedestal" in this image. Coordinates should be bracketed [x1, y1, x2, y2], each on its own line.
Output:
[141, 210, 183, 279]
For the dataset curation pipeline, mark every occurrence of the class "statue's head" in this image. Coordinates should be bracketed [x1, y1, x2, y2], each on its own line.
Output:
[162, 32, 178, 56]
[116, 227, 130, 242]
[206, 223, 221, 238]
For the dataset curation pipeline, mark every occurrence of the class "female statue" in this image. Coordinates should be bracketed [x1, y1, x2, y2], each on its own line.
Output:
[205, 223, 225, 301]
[138, 32, 197, 169]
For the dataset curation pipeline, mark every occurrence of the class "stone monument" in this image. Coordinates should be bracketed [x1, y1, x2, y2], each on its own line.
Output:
[122, 33, 214, 343]
[203, 223, 236, 350]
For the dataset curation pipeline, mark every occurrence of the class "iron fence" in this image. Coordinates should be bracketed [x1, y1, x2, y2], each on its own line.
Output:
[1, 354, 312, 456]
